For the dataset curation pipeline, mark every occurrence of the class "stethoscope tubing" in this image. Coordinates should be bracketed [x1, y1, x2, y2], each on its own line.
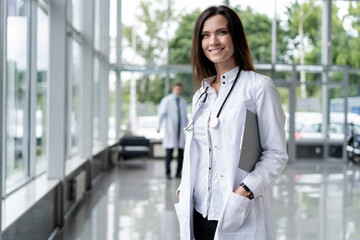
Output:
[185, 68, 241, 131]
[214, 69, 241, 119]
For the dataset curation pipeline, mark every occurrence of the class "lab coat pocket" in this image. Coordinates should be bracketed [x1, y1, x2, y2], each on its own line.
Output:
[221, 192, 253, 232]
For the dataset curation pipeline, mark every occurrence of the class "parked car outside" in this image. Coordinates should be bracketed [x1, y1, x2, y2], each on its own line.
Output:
[285, 112, 360, 141]
[294, 112, 360, 141]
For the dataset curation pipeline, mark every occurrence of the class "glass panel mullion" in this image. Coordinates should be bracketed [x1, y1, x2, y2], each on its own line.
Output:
[35, 3, 49, 174]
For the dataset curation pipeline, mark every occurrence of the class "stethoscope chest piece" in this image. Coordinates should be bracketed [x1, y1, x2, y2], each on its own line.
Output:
[209, 117, 219, 128]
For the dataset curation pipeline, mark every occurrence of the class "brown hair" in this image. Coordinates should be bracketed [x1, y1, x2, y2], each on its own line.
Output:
[190, 5, 255, 90]
[173, 82, 183, 88]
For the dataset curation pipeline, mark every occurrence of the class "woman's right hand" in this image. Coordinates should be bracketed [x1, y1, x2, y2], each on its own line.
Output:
[234, 186, 249, 198]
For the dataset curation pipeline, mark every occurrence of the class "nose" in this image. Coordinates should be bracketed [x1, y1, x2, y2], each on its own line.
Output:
[210, 34, 219, 46]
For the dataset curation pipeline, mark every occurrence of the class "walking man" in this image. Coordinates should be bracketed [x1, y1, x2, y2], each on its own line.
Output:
[157, 83, 188, 179]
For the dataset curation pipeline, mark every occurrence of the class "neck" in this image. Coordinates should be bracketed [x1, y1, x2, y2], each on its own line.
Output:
[214, 61, 237, 81]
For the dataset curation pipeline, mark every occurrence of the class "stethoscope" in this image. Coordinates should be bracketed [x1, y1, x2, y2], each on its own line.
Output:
[185, 68, 241, 130]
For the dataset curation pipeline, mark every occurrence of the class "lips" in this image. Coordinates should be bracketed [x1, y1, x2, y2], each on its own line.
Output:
[209, 48, 224, 54]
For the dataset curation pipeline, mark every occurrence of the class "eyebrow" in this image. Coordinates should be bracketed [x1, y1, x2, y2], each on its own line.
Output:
[201, 28, 228, 34]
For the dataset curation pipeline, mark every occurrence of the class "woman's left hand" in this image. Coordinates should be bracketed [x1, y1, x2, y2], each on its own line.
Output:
[234, 186, 249, 198]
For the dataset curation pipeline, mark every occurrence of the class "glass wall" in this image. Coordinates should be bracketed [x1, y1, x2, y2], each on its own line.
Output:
[68, 39, 81, 156]
[4, 0, 51, 193]
[5, 0, 29, 191]
[1, 0, 360, 198]
[109, 0, 117, 65]
[276, 0, 322, 65]
[66, 0, 83, 158]
[119, 0, 360, 162]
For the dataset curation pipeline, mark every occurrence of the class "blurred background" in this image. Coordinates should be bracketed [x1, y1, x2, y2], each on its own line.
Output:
[1, 0, 360, 239]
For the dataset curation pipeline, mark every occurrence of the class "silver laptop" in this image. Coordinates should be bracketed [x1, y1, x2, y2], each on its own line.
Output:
[238, 109, 263, 172]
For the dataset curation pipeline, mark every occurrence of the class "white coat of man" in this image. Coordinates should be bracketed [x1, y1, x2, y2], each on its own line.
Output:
[157, 83, 188, 179]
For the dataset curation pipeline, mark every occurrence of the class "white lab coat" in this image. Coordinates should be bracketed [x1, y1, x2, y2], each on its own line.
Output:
[175, 70, 288, 240]
[157, 94, 188, 149]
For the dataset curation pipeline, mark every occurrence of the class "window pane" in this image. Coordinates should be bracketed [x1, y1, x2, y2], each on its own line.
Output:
[108, 70, 116, 141]
[93, 57, 101, 147]
[6, 0, 29, 191]
[121, 72, 166, 140]
[349, 73, 360, 114]
[295, 83, 323, 141]
[36, 6, 49, 174]
[109, 0, 117, 64]
[276, 0, 322, 65]
[234, 3, 273, 64]
[94, 0, 100, 50]
[332, 1, 360, 69]
[69, 39, 81, 156]
[72, 0, 82, 31]
[121, 0, 168, 65]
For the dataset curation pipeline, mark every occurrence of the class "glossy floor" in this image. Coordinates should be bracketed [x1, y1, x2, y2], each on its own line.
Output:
[53, 160, 360, 240]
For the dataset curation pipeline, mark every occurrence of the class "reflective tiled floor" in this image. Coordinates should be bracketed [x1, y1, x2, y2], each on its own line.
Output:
[53, 159, 360, 240]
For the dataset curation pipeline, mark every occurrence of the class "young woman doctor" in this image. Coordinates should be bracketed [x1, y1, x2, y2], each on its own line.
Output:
[175, 5, 288, 240]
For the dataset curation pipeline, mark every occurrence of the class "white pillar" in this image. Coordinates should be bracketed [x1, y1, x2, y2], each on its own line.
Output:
[0, 0, 6, 236]
[48, 0, 67, 227]
[101, 0, 110, 145]
[48, 0, 66, 179]
[271, 0, 277, 65]
[80, 0, 94, 157]
[321, 0, 332, 160]
[288, 65, 296, 163]
[29, 0, 38, 177]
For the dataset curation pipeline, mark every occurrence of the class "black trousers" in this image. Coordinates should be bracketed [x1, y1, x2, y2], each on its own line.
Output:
[193, 209, 218, 240]
[165, 148, 184, 176]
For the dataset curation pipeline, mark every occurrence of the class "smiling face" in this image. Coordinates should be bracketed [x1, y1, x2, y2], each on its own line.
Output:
[201, 14, 236, 70]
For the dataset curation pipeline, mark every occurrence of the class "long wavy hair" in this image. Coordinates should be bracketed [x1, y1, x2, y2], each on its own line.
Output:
[190, 5, 255, 90]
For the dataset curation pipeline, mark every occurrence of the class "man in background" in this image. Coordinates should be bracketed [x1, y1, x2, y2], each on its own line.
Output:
[157, 83, 188, 179]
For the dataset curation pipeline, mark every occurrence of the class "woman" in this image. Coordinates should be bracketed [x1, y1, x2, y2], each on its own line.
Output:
[175, 5, 288, 240]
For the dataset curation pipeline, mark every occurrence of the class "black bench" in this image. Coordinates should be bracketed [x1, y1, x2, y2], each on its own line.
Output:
[117, 136, 150, 167]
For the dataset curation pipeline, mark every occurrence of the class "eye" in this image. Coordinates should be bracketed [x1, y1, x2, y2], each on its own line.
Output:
[218, 30, 227, 35]
[202, 33, 209, 38]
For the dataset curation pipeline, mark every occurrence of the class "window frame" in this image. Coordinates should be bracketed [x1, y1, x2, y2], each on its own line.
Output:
[3, 0, 31, 195]
[2, 0, 51, 197]
[1, 0, 7, 199]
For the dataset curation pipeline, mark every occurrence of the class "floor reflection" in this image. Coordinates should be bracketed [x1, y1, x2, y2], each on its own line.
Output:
[273, 161, 360, 240]
[53, 160, 360, 240]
